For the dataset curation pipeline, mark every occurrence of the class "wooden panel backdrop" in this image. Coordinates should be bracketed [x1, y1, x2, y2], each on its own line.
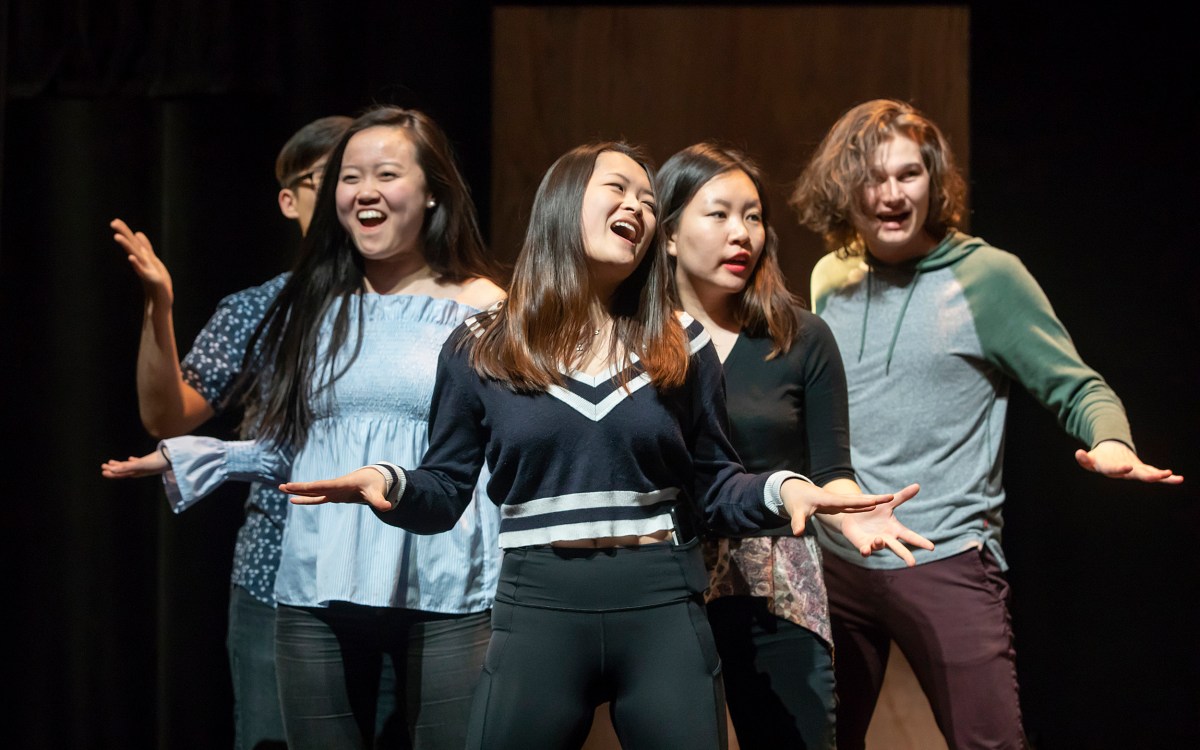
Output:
[492, 4, 968, 292]
[493, 6, 968, 749]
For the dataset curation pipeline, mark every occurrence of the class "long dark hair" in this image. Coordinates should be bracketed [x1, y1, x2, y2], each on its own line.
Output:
[469, 141, 688, 391]
[657, 142, 803, 358]
[241, 105, 500, 448]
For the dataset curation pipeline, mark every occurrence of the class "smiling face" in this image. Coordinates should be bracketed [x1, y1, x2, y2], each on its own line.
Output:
[667, 168, 766, 308]
[580, 150, 658, 295]
[335, 126, 432, 267]
[854, 134, 939, 264]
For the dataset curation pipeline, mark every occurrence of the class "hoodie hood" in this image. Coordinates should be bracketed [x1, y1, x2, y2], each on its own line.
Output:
[863, 230, 985, 272]
[909, 230, 985, 272]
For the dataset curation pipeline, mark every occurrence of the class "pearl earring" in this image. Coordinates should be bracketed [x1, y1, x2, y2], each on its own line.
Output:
[426, 199, 437, 209]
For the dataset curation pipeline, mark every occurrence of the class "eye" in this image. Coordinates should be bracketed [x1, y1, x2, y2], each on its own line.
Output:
[641, 199, 657, 214]
[746, 212, 762, 224]
[340, 173, 359, 184]
[708, 211, 727, 220]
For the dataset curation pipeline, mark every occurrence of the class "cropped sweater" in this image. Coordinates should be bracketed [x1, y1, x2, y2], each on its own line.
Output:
[375, 310, 807, 549]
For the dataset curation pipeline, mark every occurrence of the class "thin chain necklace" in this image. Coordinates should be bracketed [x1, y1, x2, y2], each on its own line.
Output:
[575, 327, 602, 352]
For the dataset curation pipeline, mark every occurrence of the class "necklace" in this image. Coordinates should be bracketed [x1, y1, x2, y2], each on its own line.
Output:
[575, 328, 601, 352]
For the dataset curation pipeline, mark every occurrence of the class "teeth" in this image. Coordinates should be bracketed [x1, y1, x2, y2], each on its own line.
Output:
[358, 210, 384, 220]
[612, 220, 639, 242]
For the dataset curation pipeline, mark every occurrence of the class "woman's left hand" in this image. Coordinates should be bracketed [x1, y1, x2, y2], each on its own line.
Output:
[282, 467, 393, 511]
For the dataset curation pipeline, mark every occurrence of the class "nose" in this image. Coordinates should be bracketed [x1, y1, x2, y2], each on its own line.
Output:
[728, 217, 750, 244]
[355, 180, 380, 202]
[880, 177, 903, 202]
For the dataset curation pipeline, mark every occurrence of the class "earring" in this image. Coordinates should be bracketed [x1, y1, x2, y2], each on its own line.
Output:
[426, 199, 437, 209]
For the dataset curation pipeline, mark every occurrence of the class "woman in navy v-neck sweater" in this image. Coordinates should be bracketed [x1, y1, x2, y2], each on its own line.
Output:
[284, 141, 917, 750]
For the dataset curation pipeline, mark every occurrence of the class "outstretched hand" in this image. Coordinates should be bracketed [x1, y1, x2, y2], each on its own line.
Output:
[111, 218, 173, 303]
[102, 450, 169, 479]
[283, 467, 393, 511]
[836, 485, 933, 566]
[781, 480, 920, 536]
[1075, 440, 1182, 484]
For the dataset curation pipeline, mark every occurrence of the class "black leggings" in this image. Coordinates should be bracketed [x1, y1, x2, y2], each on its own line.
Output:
[467, 543, 727, 750]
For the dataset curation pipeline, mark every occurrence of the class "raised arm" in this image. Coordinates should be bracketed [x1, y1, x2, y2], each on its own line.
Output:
[112, 218, 214, 437]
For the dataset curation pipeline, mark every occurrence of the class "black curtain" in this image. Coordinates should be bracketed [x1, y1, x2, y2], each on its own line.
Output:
[3, 2, 1196, 748]
[2, 2, 491, 747]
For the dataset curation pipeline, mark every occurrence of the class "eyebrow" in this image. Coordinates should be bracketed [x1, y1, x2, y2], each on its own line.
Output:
[341, 159, 406, 170]
[706, 197, 761, 208]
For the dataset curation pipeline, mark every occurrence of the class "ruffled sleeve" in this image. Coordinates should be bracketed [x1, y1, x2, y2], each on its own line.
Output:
[159, 436, 294, 513]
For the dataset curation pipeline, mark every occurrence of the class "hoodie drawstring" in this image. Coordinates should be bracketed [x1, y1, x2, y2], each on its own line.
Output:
[859, 265, 921, 375]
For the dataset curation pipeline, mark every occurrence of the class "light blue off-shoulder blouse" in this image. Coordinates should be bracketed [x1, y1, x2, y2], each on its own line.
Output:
[162, 294, 500, 613]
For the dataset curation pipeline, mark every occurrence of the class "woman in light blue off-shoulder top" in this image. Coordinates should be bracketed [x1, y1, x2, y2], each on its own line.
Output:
[104, 105, 507, 750]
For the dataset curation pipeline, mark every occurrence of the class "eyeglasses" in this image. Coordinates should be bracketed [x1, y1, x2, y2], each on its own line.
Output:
[292, 163, 327, 191]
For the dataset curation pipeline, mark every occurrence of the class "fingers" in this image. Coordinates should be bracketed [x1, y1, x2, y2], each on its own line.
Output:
[891, 483, 920, 505]
[898, 528, 935, 551]
[289, 494, 328, 505]
[790, 514, 807, 536]
[1077, 448, 1182, 483]
[279, 480, 325, 496]
[836, 492, 888, 513]
[1129, 464, 1183, 484]
[884, 537, 918, 567]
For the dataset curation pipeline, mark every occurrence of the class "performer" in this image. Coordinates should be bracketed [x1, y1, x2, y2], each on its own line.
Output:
[111, 114, 350, 750]
[279, 141, 918, 750]
[105, 105, 506, 750]
[656, 141, 932, 749]
[790, 98, 1182, 749]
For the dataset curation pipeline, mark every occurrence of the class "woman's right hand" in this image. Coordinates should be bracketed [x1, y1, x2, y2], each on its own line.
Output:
[112, 218, 173, 305]
[101, 450, 169, 479]
[282, 467, 393, 511]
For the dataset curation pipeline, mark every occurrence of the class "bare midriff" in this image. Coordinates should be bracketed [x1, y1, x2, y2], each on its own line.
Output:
[550, 530, 672, 548]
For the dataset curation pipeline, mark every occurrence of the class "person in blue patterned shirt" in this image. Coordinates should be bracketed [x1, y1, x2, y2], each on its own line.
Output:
[110, 114, 351, 750]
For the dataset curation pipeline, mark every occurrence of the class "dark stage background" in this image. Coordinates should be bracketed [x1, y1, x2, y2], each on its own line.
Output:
[2, 2, 1197, 748]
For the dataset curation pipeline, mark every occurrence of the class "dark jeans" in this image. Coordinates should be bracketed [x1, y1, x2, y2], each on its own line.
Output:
[274, 603, 489, 750]
[824, 548, 1025, 750]
[707, 596, 835, 750]
[227, 585, 287, 750]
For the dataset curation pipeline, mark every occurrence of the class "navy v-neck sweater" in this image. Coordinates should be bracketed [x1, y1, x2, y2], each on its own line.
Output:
[376, 312, 803, 548]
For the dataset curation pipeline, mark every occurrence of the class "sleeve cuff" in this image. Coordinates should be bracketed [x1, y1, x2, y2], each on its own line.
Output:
[763, 471, 813, 519]
[364, 461, 406, 511]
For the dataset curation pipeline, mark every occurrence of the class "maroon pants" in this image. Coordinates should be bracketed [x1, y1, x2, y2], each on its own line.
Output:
[823, 547, 1026, 750]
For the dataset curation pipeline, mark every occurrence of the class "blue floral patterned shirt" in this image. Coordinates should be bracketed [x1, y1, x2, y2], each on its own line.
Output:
[180, 272, 289, 605]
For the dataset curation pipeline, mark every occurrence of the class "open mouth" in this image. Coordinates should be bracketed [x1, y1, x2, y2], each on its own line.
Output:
[877, 209, 910, 226]
[611, 219, 642, 245]
[723, 252, 752, 272]
[358, 209, 386, 228]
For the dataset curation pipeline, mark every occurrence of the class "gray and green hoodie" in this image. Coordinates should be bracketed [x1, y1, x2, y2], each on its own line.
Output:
[811, 231, 1133, 570]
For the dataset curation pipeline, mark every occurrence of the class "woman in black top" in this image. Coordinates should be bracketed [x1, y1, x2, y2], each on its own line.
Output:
[657, 142, 932, 749]
[282, 141, 918, 750]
